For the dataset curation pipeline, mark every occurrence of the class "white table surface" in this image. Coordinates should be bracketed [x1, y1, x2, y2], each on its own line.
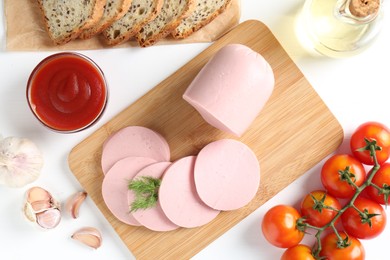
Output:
[1, 1, 390, 259]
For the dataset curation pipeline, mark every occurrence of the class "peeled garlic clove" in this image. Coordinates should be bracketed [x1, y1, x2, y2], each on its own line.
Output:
[26, 186, 51, 203]
[36, 208, 61, 229]
[65, 191, 87, 219]
[71, 227, 102, 249]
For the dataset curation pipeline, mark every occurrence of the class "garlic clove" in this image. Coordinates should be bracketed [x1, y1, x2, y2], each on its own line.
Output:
[65, 191, 87, 219]
[71, 227, 102, 249]
[31, 200, 52, 213]
[26, 186, 52, 203]
[36, 208, 61, 229]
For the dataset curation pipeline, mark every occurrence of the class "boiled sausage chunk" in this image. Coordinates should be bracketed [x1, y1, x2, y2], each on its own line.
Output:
[159, 156, 220, 228]
[101, 126, 170, 174]
[194, 139, 260, 211]
[128, 162, 179, 232]
[183, 44, 274, 137]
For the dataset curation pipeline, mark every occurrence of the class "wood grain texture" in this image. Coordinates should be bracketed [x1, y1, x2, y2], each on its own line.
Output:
[68, 20, 344, 259]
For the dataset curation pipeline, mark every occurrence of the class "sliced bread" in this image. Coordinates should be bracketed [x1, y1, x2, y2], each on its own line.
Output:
[172, 0, 232, 39]
[79, 0, 133, 39]
[36, 0, 106, 45]
[102, 0, 163, 46]
[135, 0, 195, 47]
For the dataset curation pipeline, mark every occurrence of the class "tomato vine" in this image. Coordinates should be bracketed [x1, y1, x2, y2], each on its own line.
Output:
[263, 122, 390, 259]
[306, 140, 381, 258]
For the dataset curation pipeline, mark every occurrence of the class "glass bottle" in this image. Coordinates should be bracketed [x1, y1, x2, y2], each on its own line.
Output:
[298, 0, 384, 57]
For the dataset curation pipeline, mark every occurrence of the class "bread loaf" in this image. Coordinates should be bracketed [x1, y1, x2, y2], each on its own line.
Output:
[102, 0, 163, 45]
[172, 0, 232, 39]
[36, 0, 106, 45]
[79, 0, 133, 40]
[135, 0, 195, 47]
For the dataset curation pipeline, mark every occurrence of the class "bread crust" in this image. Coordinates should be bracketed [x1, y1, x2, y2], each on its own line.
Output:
[36, 0, 232, 46]
[79, 0, 133, 40]
[102, 0, 164, 46]
[37, 0, 106, 45]
[172, 0, 232, 39]
[82, 0, 107, 30]
[136, 0, 196, 47]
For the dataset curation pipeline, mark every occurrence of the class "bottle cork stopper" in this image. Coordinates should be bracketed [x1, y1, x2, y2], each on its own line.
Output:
[349, 0, 380, 18]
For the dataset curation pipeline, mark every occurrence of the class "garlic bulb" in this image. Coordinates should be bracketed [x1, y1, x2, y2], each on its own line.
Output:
[0, 136, 43, 188]
[23, 186, 61, 229]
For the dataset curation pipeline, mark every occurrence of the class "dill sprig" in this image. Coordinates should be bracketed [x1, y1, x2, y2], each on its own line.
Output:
[128, 176, 161, 212]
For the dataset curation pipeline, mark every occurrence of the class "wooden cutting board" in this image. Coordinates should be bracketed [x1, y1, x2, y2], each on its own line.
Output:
[68, 20, 343, 259]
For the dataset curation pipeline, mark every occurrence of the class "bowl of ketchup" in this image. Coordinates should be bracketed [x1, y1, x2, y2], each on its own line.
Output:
[27, 52, 108, 133]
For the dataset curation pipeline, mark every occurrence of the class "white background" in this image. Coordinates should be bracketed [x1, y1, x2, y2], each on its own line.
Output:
[1, 0, 390, 259]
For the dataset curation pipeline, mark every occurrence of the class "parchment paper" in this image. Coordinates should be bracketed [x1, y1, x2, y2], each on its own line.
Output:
[4, 0, 241, 51]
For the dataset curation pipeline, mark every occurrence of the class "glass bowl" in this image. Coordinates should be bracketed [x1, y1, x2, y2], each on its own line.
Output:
[26, 52, 108, 133]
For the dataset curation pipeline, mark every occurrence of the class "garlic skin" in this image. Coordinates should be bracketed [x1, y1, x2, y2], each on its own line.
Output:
[71, 227, 102, 249]
[0, 136, 44, 188]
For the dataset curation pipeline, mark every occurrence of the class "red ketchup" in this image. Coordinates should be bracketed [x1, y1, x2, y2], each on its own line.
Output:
[27, 52, 108, 133]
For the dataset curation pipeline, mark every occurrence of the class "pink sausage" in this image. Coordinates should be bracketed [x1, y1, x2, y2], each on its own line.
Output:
[183, 44, 274, 137]
[101, 126, 170, 174]
[194, 139, 260, 211]
[128, 162, 178, 232]
[101, 156, 156, 226]
[159, 156, 220, 228]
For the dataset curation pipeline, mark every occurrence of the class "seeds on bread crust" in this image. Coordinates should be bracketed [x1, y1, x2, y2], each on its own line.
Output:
[172, 0, 232, 39]
[102, 0, 163, 46]
[36, 0, 233, 46]
[37, 0, 106, 45]
[135, 0, 195, 47]
[79, 0, 133, 40]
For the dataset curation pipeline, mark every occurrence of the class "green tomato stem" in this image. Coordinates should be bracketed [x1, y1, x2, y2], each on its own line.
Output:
[351, 203, 366, 217]
[323, 204, 340, 212]
[348, 180, 360, 190]
[370, 182, 383, 191]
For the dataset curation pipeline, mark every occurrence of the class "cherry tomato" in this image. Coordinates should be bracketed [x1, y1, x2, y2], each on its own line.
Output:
[367, 162, 390, 205]
[281, 244, 315, 260]
[341, 197, 386, 239]
[321, 154, 366, 198]
[300, 190, 341, 227]
[262, 205, 304, 248]
[350, 122, 390, 165]
[320, 232, 365, 260]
